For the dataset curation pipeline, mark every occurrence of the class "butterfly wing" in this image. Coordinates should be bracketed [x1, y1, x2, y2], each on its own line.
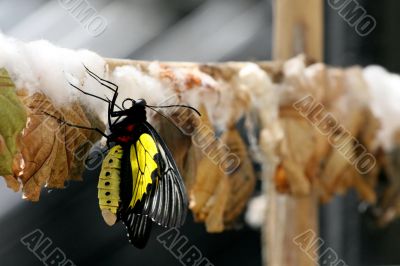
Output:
[119, 122, 188, 247]
[122, 213, 152, 249]
[118, 129, 159, 247]
[142, 122, 188, 228]
[129, 132, 159, 210]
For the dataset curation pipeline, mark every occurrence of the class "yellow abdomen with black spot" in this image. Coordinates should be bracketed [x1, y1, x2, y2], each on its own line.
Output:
[98, 145, 123, 224]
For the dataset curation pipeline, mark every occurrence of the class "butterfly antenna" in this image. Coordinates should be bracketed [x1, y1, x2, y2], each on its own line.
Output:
[146, 106, 187, 135]
[146, 104, 201, 116]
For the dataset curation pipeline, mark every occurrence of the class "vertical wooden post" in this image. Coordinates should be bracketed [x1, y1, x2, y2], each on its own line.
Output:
[264, 1, 324, 266]
[273, 0, 324, 61]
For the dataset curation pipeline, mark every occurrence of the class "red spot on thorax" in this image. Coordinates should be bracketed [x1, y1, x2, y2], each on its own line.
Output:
[117, 136, 131, 142]
[126, 124, 135, 132]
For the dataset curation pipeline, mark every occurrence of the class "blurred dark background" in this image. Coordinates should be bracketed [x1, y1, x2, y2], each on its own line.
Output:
[0, 0, 399, 265]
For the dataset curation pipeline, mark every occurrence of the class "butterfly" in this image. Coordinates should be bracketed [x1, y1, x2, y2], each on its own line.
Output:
[47, 66, 199, 248]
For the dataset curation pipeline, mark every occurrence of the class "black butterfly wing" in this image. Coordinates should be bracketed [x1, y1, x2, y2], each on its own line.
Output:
[118, 129, 158, 247]
[142, 122, 188, 228]
[121, 212, 152, 249]
[118, 122, 188, 248]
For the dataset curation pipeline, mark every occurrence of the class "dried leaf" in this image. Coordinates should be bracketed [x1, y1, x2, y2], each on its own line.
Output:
[189, 125, 256, 232]
[0, 68, 27, 176]
[279, 118, 315, 195]
[187, 106, 219, 221]
[190, 151, 221, 222]
[320, 141, 354, 195]
[14, 93, 103, 201]
[223, 129, 256, 226]
[353, 173, 376, 204]
[274, 164, 290, 193]
[156, 112, 193, 175]
[183, 143, 199, 191]
[3, 175, 20, 192]
[206, 176, 230, 232]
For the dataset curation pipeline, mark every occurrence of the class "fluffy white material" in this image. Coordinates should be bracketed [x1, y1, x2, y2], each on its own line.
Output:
[0, 33, 276, 136]
[146, 63, 224, 128]
[245, 194, 266, 229]
[364, 66, 400, 151]
[111, 65, 172, 107]
[0, 33, 107, 118]
[238, 63, 281, 163]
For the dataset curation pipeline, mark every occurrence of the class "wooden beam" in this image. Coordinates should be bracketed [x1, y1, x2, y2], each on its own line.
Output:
[265, 0, 324, 265]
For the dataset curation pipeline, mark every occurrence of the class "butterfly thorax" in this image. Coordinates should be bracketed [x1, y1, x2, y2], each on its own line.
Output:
[109, 105, 147, 144]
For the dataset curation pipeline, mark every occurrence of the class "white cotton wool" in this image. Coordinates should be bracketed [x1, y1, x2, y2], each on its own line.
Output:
[245, 194, 267, 229]
[210, 83, 235, 131]
[23, 40, 108, 111]
[0, 34, 39, 91]
[278, 55, 308, 106]
[0, 33, 107, 119]
[147, 62, 226, 129]
[238, 63, 276, 116]
[364, 66, 400, 151]
[111, 65, 172, 107]
[238, 63, 282, 164]
[23, 40, 85, 105]
[147, 61, 221, 110]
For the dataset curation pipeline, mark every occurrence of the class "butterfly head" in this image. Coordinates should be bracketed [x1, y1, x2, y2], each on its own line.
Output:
[122, 98, 147, 111]
[120, 98, 147, 123]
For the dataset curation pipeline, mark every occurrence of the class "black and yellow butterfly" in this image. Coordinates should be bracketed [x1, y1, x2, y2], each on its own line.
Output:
[49, 66, 198, 248]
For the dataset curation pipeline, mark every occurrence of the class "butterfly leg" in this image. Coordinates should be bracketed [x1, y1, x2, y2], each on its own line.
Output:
[83, 65, 121, 117]
[43, 111, 109, 139]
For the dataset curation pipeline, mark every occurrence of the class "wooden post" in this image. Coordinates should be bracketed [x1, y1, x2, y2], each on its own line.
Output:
[273, 0, 324, 61]
[265, 0, 324, 266]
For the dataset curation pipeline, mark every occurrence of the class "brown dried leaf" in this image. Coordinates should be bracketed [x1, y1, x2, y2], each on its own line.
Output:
[279, 118, 315, 195]
[182, 143, 199, 191]
[320, 140, 354, 194]
[223, 129, 256, 226]
[13, 93, 104, 201]
[353, 173, 376, 204]
[274, 164, 290, 193]
[187, 106, 219, 220]
[60, 102, 94, 181]
[189, 126, 256, 232]
[205, 175, 230, 233]
[156, 113, 193, 175]
[3, 175, 20, 192]
[180, 105, 210, 189]
[190, 152, 221, 222]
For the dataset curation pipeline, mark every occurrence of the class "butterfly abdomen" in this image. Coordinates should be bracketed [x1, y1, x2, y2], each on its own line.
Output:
[98, 145, 123, 226]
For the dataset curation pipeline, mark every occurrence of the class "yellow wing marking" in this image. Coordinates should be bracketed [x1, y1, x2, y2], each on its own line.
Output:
[129, 133, 159, 208]
[98, 145, 123, 214]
